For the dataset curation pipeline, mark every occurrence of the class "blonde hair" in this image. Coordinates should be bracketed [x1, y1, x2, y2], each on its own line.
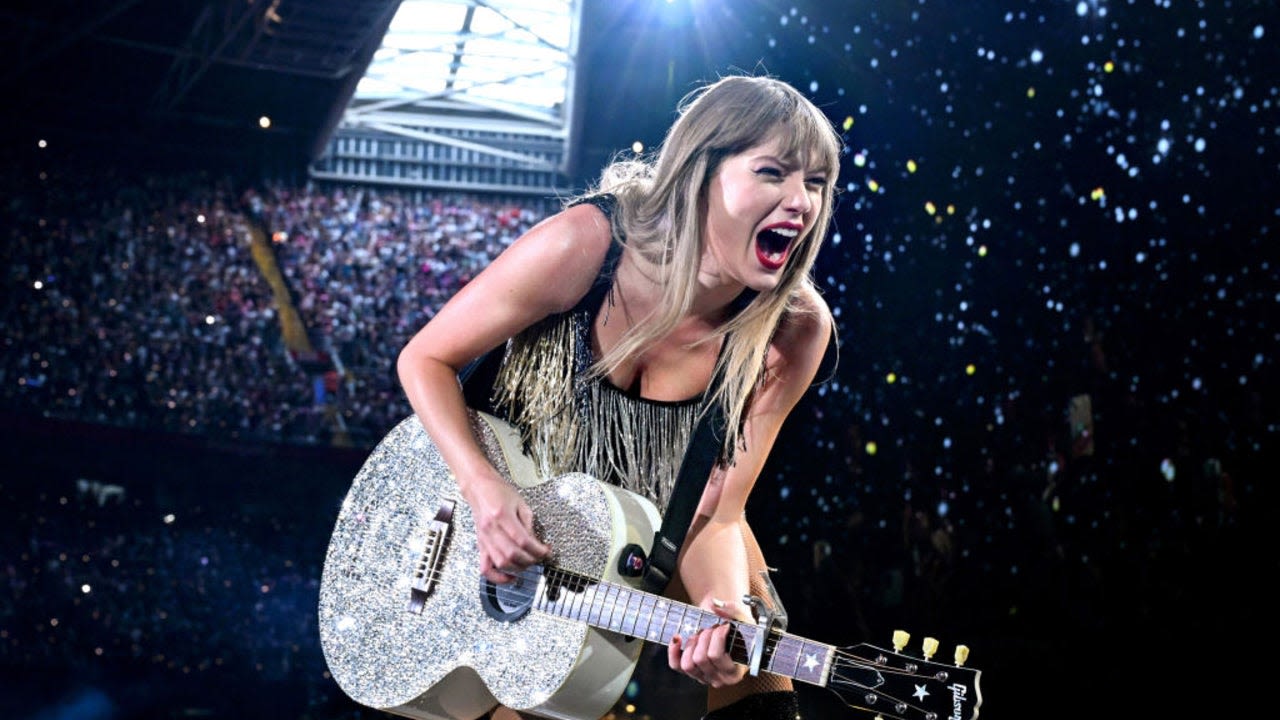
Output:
[579, 73, 842, 455]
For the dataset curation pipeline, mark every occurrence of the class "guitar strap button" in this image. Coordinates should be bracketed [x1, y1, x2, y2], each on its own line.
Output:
[617, 543, 647, 577]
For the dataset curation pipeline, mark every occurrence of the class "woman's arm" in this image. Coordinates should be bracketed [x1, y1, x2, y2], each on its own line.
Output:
[669, 285, 834, 687]
[396, 202, 614, 584]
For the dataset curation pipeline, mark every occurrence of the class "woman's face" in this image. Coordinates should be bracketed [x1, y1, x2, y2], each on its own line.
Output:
[700, 132, 827, 293]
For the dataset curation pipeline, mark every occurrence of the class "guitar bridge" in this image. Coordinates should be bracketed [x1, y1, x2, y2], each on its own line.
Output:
[406, 499, 456, 614]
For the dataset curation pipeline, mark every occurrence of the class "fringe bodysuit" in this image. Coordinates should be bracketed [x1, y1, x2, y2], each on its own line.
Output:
[468, 195, 706, 515]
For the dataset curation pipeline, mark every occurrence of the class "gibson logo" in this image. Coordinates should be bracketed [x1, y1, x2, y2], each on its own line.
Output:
[949, 683, 969, 720]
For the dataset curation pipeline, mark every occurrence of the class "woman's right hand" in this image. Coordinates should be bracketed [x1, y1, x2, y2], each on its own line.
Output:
[460, 473, 551, 584]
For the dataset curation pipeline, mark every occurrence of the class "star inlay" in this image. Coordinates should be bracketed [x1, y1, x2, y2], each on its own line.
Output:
[913, 684, 930, 701]
[803, 653, 819, 671]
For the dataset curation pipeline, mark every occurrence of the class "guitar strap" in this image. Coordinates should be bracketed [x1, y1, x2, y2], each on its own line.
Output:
[640, 365, 728, 595]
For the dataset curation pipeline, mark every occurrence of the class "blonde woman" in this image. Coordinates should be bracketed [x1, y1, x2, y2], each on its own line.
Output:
[398, 73, 841, 719]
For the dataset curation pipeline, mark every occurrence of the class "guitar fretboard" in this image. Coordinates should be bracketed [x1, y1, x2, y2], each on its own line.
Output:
[533, 566, 833, 687]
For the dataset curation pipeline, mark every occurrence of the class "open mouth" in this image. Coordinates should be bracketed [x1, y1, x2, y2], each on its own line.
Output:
[756, 227, 798, 271]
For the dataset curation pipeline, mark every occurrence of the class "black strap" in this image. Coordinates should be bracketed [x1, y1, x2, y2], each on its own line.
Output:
[642, 292, 755, 594]
[641, 374, 728, 594]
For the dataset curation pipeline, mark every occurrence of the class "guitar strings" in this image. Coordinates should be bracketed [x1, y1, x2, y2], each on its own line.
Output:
[411, 560, 760, 649]
[411, 559, 938, 682]
[409, 557, 960, 717]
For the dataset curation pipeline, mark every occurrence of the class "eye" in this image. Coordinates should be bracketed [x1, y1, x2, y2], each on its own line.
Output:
[805, 176, 828, 188]
[754, 166, 784, 178]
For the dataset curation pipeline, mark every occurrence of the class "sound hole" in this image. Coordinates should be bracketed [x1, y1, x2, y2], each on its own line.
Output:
[479, 568, 539, 622]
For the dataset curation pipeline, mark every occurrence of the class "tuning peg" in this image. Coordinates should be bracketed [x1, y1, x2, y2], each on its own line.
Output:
[922, 636, 939, 660]
[892, 630, 910, 653]
[955, 644, 970, 667]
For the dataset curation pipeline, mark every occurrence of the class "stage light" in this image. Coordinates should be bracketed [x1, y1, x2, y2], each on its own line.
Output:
[259, 116, 272, 129]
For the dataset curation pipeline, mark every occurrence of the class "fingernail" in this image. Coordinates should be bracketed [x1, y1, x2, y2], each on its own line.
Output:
[712, 598, 726, 608]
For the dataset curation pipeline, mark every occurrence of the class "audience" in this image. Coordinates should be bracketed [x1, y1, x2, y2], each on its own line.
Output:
[1, 159, 548, 447]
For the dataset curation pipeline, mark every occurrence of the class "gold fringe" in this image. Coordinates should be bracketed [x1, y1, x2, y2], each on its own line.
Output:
[492, 313, 698, 515]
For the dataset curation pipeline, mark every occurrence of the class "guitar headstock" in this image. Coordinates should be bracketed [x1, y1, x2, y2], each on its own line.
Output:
[828, 630, 982, 720]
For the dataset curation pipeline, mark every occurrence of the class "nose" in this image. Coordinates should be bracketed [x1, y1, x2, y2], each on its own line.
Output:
[784, 175, 814, 215]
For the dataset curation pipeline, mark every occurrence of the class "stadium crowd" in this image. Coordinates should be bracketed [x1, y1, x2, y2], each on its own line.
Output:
[1, 158, 548, 448]
[246, 182, 547, 444]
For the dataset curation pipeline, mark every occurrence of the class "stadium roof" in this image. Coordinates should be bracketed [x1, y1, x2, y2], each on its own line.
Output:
[356, 0, 575, 113]
[2, 0, 403, 169]
[2, 0, 585, 176]
[326, 0, 582, 179]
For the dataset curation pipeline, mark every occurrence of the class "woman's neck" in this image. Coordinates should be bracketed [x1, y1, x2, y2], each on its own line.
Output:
[615, 248, 743, 328]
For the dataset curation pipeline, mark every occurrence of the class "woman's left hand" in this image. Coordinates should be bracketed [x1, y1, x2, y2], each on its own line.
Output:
[667, 597, 750, 688]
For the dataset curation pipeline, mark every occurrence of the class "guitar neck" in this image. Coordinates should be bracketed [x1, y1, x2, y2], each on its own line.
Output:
[534, 566, 835, 687]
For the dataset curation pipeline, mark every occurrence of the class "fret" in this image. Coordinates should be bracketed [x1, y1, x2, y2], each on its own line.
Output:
[580, 579, 600, 626]
[638, 596, 657, 641]
[608, 585, 624, 634]
[594, 582, 610, 629]
[634, 591, 655, 635]
[703, 608, 719, 632]
[618, 588, 637, 636]
[727, 622, 753, 666]
[661, 599, 677, 641]
[765, 632, 800, 678]
[686, 605, 704, 634]
[588, 582, 605, 629]
[616, 584, 632, 632]
[598, 584, 615, 628]
[674, 602, 689, 638]
[787, 635, 804, 679]
[789, 637, 832, 686]
[649, 598, 671, 642]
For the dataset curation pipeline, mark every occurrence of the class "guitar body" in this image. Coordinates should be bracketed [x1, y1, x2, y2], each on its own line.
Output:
[318, 411, 662, 720]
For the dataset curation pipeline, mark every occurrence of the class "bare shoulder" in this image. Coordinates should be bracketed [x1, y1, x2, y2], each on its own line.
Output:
[756, 283, 834, 406]
[485, 201, 616, 314]
[774, 283, 834, 362]
[519, 200, 614, 255]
